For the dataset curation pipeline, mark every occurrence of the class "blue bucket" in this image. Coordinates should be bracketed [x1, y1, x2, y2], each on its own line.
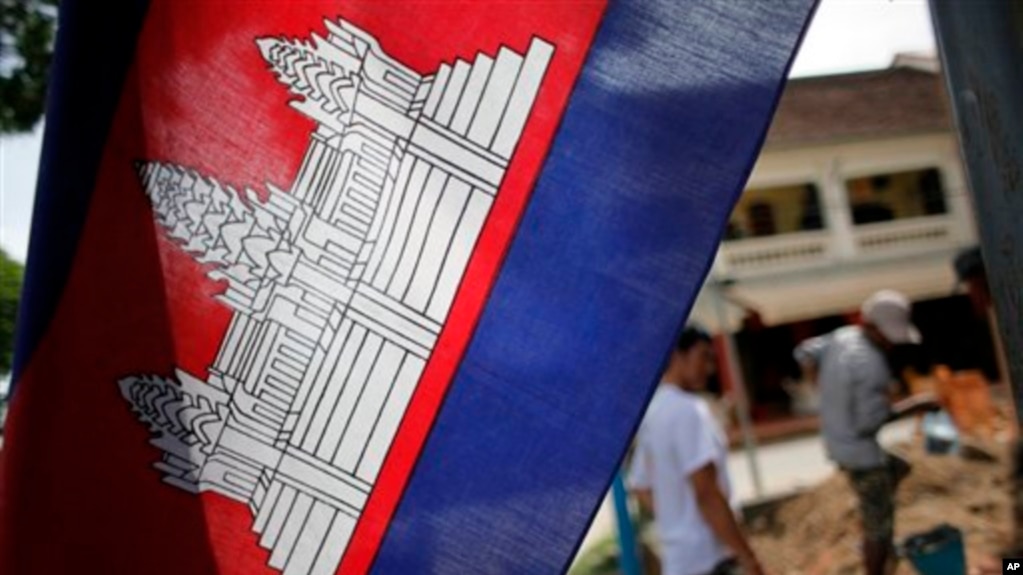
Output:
[900, 524, 966, 575]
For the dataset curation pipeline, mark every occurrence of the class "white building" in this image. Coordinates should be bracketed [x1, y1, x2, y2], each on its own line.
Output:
[689, 57, 995, 417]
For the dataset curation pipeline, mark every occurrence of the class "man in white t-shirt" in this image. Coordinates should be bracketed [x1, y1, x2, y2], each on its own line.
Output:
[629, 326, 764, 575]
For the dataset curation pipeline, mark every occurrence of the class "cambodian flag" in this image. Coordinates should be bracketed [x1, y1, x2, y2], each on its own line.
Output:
[1, 1, 817, 573]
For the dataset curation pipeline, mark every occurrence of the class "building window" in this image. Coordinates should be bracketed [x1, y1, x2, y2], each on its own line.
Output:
[846, 167, 947, 225]
[725, 183, 823, 240]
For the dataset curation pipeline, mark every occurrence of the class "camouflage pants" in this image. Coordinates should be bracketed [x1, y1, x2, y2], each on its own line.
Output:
[845, 453, 911, 542]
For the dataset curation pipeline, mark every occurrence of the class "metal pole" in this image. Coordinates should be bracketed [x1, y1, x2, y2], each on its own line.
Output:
[611, 472, 643, 575]
[711, 279, 764, 498]
[930, 0, 1023, 409]
[930, 0, 1023, 552]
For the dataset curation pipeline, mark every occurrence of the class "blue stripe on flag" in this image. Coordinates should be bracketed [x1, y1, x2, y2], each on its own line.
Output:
[372, 1, 817, 572]
[12, 0, 150, 385]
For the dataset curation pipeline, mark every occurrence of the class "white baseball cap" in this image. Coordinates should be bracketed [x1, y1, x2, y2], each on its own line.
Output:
[861, 290, 921, 345]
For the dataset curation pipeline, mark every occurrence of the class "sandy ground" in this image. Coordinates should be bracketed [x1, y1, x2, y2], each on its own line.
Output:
[749, 440, 1012, 575]
[573, 421, 916, 565]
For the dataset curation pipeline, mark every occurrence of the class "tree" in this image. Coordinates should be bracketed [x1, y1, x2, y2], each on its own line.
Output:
[0, 248, 23, 377]
[0, 0, 58, 133]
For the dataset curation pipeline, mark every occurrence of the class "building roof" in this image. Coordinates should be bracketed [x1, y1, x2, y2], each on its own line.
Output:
[764, 64, 953, 148]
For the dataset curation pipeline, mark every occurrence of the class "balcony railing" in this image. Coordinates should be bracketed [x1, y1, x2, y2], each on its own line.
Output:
[853, 216, 956, 255]
[717, 215, 966, 278]
[717, 230, 832, 275]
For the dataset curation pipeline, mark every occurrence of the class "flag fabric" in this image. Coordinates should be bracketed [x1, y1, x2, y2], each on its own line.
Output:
[1, 1, 817, 573]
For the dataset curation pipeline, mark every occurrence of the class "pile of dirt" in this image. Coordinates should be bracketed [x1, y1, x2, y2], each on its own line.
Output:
[749, 441, 1013, 575]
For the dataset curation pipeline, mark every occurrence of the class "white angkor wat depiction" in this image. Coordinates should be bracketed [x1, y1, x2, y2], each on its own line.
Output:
[120, 18, 553, 575]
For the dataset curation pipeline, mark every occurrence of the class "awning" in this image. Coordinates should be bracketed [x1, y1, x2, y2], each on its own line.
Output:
[690, 251, 960, 331]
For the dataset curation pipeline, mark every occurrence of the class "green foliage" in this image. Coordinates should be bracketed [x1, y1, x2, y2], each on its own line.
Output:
[0, 0, 58, 133]
[570, 517, 659, 575]
[0, 248, 24, 376]
[568, 534, 623, 575]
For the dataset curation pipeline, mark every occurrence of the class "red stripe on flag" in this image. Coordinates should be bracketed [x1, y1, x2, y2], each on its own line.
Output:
[335, 5, 607, 573]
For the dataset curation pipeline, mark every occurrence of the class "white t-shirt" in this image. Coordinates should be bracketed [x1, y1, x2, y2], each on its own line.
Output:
[628, 384, 736, 575]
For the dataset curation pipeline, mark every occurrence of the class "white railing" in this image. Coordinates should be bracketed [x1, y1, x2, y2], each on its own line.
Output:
[717, 231, 832, 276]
[853, 216, 957, 255]
[717, 215, 965, 277]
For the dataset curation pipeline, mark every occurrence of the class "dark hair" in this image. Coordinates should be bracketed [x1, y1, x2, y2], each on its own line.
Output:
[676, 325, 712, 352]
